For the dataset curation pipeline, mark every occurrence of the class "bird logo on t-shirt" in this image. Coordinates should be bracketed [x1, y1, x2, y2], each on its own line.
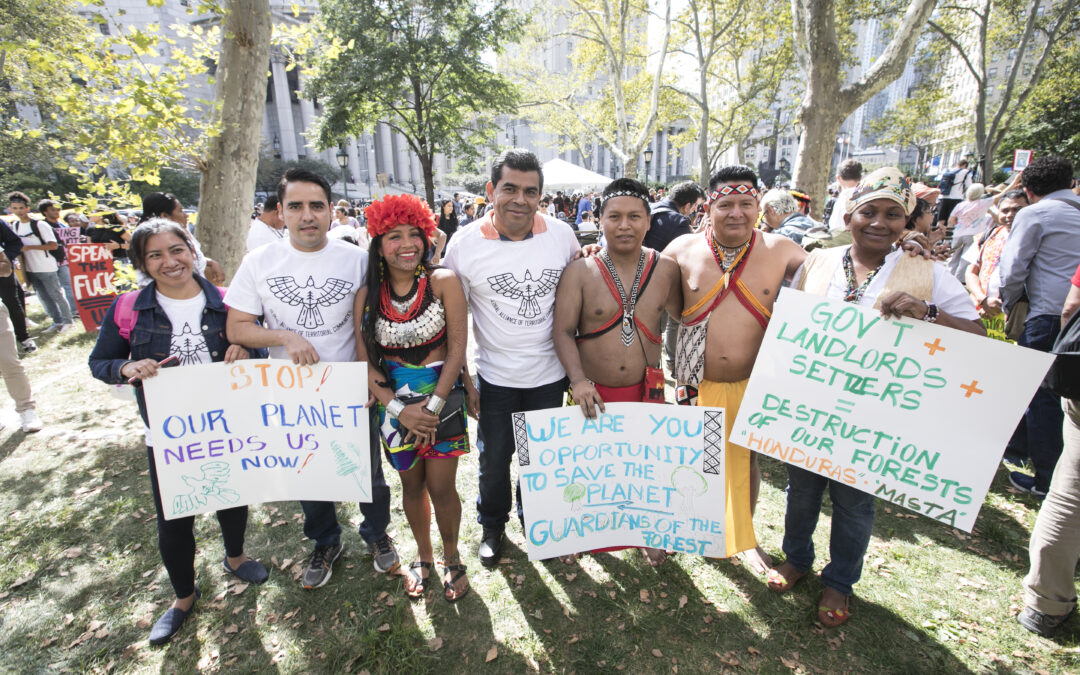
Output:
[487, 269, 561, 318]
[267, 275, 354, 329]
[171, 322, 209, 365]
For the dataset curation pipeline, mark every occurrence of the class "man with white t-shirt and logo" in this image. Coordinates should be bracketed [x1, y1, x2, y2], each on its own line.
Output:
[225, 168, 397, 589]
[444, 149, 582, 566]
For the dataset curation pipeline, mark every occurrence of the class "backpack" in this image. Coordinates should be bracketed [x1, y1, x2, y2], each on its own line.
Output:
[113, 285, 228, 341]
[937, 170, 958, 196]
[1044, 307, 1080, 399]
[25, 220, 66, 264]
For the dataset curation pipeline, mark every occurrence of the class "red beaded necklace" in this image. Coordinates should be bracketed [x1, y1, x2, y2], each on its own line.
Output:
[378, 269, 428, 322]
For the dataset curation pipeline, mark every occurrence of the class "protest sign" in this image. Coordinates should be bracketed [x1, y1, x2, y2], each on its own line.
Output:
[514, 403, 726, 560]
[730, 289, 1054, 532]
[143, 359, 371, 520]
[66, 243, 117, 331]
[55, 225, 85, 247]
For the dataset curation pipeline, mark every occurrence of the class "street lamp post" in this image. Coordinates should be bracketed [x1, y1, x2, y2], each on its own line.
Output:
[336, 147, 350, 204]
[643, 146, 654, 185]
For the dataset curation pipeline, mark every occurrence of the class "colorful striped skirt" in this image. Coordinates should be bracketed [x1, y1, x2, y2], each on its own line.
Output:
[377, 360, 469, 472]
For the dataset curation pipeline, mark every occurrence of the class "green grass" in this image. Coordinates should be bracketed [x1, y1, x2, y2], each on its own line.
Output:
[2, 314, 1079, 673]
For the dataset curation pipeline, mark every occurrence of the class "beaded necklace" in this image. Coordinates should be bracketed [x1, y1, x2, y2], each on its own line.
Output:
[707, 229, 752, 273]
[841, 250, 886, 303]
[599, 249, 647, 347]
[378, 269, 427, 322]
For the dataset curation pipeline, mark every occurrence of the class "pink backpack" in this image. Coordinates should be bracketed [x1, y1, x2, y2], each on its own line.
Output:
[113, 287, 228, 341]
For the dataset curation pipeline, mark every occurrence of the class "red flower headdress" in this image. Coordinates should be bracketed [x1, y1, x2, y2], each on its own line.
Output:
[364, 194, 437, 238]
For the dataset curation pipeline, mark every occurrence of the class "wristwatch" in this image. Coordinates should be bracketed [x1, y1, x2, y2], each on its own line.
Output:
[424, 395, 446, 416]
[385, 397, 406, 419]
[923, 301, 939, 323]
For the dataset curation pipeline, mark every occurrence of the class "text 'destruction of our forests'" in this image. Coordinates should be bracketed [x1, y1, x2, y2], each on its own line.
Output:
[730, 289, 1053, 532]
[514, 403, 726, 560]
[142, 360, 371, 520]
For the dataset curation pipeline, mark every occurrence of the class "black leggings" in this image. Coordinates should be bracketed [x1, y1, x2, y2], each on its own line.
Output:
[146, 446, 248, 598]
[0, 275, 28, 342]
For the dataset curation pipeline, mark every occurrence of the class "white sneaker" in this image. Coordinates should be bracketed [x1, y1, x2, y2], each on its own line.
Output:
[19, 410, 43, 433]
[57, 324, 74, 333]
[43, 324, 62, 333]
[19, 339, 37, 353]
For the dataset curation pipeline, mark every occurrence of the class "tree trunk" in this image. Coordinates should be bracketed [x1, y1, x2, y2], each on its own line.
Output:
[790, 0, 937, 203]
[197, 0, 272, 282]
[420, 154, 435, 209]
[791, 99, 843, 207]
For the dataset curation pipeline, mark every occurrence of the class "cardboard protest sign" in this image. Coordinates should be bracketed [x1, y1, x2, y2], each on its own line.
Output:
[66, 243, 117, 331]
[143, 359, 371, 520]
[514, 403, 726, 560]
[730, 289, 1054, 532]
[55, 225, 85, 247]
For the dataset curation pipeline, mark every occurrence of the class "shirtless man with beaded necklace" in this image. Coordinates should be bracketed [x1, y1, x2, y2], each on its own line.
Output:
[664, 165, 806, 575]
[552, 177, 682, 566]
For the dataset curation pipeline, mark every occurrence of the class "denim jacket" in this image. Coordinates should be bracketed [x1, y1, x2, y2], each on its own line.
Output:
[88, 274, 264, 424]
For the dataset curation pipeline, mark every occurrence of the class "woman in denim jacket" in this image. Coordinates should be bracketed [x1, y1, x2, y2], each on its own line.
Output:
[89, 218, 268, 646]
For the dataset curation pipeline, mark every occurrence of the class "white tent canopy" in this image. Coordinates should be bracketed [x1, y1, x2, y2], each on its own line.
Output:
[541, 158, 612, 192]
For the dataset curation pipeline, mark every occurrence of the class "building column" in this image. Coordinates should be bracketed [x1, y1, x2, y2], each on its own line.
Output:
[346, 138, 360, 192]
[297, 72, 317, 157]
[270, 60, 299, 161]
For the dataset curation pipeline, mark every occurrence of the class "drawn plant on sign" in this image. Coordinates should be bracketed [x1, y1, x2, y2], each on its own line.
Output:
[671, 466, 707, 516]
[331, 441, 371, 500]
[563, 483, 586, 512]
[172, 461, 240, 515]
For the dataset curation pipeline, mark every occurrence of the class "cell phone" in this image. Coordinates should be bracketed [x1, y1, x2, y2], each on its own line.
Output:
[127, 354, 180, 384]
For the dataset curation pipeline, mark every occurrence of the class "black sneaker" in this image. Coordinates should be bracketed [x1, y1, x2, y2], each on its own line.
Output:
[1009, 471, 1048, 499]
[302, 541, 344, 589]
[479, 528, 503, 567]
[1018, 605, 1074, 637]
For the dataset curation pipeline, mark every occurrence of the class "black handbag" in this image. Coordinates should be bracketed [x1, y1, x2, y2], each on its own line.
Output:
[397, 387, 467, 442]
[1044, 308, 1080, 399]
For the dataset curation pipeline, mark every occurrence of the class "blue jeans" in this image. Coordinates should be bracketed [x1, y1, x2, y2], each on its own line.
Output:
[1007, 314, 1064, 492]
[26, 270, 72, 325]
[301, 406, 391, 547]
[57, 264, 77, 317]
[476, 375, 568, 530]
[781, 464, 876, 596]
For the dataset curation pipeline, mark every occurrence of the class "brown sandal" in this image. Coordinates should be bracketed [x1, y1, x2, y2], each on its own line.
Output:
[817, 593, 853, 627]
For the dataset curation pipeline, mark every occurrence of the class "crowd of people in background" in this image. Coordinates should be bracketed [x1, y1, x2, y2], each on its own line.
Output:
[4, 146, 1080, 648]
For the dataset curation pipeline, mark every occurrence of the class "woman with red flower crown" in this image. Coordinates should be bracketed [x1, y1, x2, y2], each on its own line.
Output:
[354, 194, 479, 602]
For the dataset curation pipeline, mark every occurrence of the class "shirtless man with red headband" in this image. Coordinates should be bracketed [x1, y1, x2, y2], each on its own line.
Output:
[553, 177, 681, 566]
[664, 165, 806, 574]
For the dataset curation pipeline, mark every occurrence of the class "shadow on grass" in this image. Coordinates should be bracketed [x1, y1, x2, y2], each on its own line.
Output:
[0, 432, 27, 463]
[757, 457, 1035, 576]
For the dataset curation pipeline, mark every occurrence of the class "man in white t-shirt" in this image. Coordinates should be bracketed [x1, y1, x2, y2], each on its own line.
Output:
[245, 194, 287, 252]
[6, 191, 73, 331]
[827, 159, 863, 232]
[935, 159, 973, 230]
[444, 149, 582, 567]
[225, 168, 397, 589]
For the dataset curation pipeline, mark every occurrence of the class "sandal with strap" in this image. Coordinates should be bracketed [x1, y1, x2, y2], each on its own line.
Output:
[817, 593, 853, 627]
[439, 557, 469, 603]
[404, 561, 432, 599]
